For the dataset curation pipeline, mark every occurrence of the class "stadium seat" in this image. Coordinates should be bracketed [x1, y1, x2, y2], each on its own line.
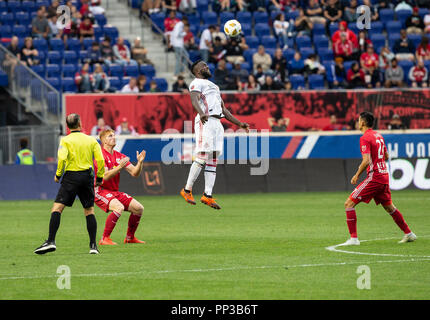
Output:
[93, 25, 103, 39]
[385, 21, 402, 34]
[46, 64, 61, 77]
[15, 12, 31, 26]
[109, 64, 124, 78]
[104, 26, 119, 40]
[187, 14, 200, 27]
[61, 77, 77, 92]
[296, 36, 312, 49]
[46, 77, 61, 91]
[78, 50, 88, 62]
[94, 14, 107, 27]
[419, 8, 430, 19]
[21, 1, 36, 14]
[396, 10, 412, 27]
[220, 11, 234, 25]
[108, 77, 121, 91]
[254, 23, 270, 38]
[241, 62, 251, 72]
[388, 33, 401, 50]
[286, 10, 300, 20]
[236, 11, 252, 25]
[379, 8, 395, 24]
[308, 74, 325, 90]
[314, 35, 329, 49]
[62, 64, 77, 77]
[124, 65, 139, 77]
[0, 25, 12, 38]
[83, 38, 94, 49]
[323, 61, 337, 84]
[33, 38, 49, 52]
[188, 50, 201, 62]
[312, 23, 326, 37]
[0, 12, 15, 26]
[241, 23, 252, 37]
[46, 90, 60, 114]
[289, 74, 306, 90]
[283, 48, 295, 61]
[202, 11, 218, 25]
[7, 0, 21, 13]
[243, 49, 257, 66]
[261, 36, 277, 49]
[371, 21, 384, 34]
[317, 48, 333, 62]
[344, 60, 355, 72]
[398, 60, 414, 81]
[48, 51, 63, 64]
[66, 38, 82, 53]
[140, 65, 156, 78]
[253, 11, 268, 24]
[408, 34, 422, 49]
[329, 23, 339, 36]
[30, 64, 45, 77]
[347, 23, 359, 37]
[197, 0, 208, 15]
[37, 51, 46, 65]
[36, 0, 50, 9]
[299, 47, 315, 59]
[153, 78, 168, 92]
[150, 12, 165, 33]
[121, 77, 131, 87]
[369, 34, 386, 52]
[50, 38, 65, 52]
[63, 51, 78, 64]
[245, 36, 259, 49]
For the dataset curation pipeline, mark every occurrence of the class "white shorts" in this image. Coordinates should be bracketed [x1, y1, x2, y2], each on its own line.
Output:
[194, 116, 224, 155]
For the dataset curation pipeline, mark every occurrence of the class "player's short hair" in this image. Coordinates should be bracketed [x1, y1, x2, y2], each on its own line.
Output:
[99, 129, 115, 142]
[66, 113, 81, 130]
[190, 59, 203, 75]
[360, 111, 374, 128]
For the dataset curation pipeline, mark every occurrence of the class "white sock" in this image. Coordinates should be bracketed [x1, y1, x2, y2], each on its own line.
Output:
[185, 158, 205, 191]
[204, 159, 217, 196]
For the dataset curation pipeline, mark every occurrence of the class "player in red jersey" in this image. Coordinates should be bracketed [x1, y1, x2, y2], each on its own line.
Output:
[341, 111, 416, 246]
[95, 129, 147, 245]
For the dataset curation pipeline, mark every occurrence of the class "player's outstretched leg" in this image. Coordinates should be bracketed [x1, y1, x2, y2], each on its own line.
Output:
[383, 204, 417, 243]
[338, 199, 360, 246]
[124, 199, 146, 244]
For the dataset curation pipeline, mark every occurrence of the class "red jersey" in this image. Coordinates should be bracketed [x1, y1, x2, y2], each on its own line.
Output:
[95, 147, 131, 191]
[360, 52, 378, 69]
[360, 129, 389, 185]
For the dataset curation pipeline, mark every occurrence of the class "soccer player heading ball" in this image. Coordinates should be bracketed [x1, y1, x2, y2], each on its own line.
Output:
[341, 111, 416, 246]
[180, 60, 249, 209]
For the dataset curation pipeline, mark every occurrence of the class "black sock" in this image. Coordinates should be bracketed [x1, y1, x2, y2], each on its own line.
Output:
[184, 189, 191, 193]
[86, 214, 97, 246]
[48, 211, 61, 242]
[204, 193, 212, 198]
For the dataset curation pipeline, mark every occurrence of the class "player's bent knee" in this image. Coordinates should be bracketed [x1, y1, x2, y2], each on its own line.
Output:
[110, 201, 125, 215]
[344, 199, 355, 209]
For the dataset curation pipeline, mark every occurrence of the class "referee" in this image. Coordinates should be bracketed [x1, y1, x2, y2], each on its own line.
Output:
[34, 113, 105, 255]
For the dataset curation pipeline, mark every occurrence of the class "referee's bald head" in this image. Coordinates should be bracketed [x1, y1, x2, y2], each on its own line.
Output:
[66, 113, 81, 130]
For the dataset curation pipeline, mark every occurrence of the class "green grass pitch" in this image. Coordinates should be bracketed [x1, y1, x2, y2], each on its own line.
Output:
[0, 190, 429, 300]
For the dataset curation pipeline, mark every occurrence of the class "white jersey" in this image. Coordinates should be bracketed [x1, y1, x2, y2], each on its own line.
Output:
[189, 78, 223, 119]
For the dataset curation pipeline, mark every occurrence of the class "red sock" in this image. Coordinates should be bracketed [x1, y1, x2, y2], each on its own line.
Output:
[103, 211, 120, 238]
[126, 214, 142, 239]
[346, 208, 357, 238]
[390, 209, 411, 234]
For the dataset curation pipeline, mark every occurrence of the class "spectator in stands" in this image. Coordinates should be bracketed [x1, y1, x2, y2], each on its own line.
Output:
[47, 0, 60, 18]
[48, 15, 64, 39]
[214, 59, 235, 90]
[100, 36, 115, 66]
[244, 74, 260, 91]
[415, 35, 430, 61]
[273, 13, 292, 50]
[357, 30, 372, 57]
[184, 24, 198, 51]
[149, 80, 160, 92]
[406, 7, 425, 35]
[387, 114, 406, 130]
[209, 36, 226, 63]
[6, 36, 21, 60]
[63, 4, 81, 39]
[425, 12, 430, 34]
[75, 63, 94, 93]
[179, 0, 197, 14]
[305, 54, 326, 74]
[294, 8, 313, 37]
[87, 42, 103, 65]
[116, 117, 138, 136]
[161, 0, 177, 13]
[79, 16, 95, 42]
[362, 0, 379, 22]
[288, 51, 305, 75]
[360, 44, 381, 88]
[395, 1, 413, 13]
[346, 62, 365, 88]
[343, 0, 358, 23]
[393, 29, 416, 61]
[376, 0, 393, 10]
[92, 63, 110, 93]
[199, 25, 216, 63]
[20, 37, 39, 66]
[89, 0, 106, 15]
[261, 75, 283, 90]
[254, 64, 265, 84]
[379, 46, 395, 70]
[15, 138, 36, 165]
[91, 118, 112, 136]
[272, 62, 287, 84]
[384, 58, 404, 88]
[333, 32, 355, 61]
[141, 0, 162, 16]
[113, 37, 139, 66]
[211, 25, 227, 45]
[409, 58, 428, 87]
[323, 115, 346, 131]
[332, 56, 347, 88]
[79, 0, 91, 16]
[268, 117, 289, 132]
[131, 37, 154, 65]
[225, 36, 248, 65]
[171, 16, 189, 77]
[324, 0, 343, 31]
[231, 61, 249, 86]
[32, 7, 51, 39]
[248, 0, 266, 12]
[121, 77, 139, 93]
[137, 75, 147, 92]
[332, 21, 358, 51]
[164, 10, 180, 51]
[272, 48, 287, 75]
[172, 75, 189, 93]
[306, 0, 326, 26]
[253, 45, 272, 74]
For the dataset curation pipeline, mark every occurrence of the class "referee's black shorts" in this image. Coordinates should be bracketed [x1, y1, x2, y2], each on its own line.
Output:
[55, 169, 95, 209]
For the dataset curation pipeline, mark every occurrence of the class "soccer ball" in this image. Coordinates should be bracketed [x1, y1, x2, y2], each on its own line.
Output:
[224, 19, 242, 38]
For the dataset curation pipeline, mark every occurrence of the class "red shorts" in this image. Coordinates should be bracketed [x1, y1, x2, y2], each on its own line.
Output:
[95, 187, 134, 212]
[349, 179, 392, 206]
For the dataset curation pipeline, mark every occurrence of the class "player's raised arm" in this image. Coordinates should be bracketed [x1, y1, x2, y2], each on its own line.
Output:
[190, 91, 208, 124]
[221, 100, 249, 132]
[125, 150, 146, 177]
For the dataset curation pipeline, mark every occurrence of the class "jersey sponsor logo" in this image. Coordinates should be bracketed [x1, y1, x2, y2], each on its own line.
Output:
[362, 145, 367, 152]
[106, 193, 112, 198]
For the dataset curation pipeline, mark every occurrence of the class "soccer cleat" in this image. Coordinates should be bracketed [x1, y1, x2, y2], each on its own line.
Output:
[34, 240, 56, 255]
[99, 237, 118, 245]
[124, 237, 146, 244]
[337, 238, 360, 246]
[180, 188, 196, 205]
[89, 243, 100, 254]
[398, 232, 417, 244]
[200, 194, 221, 210]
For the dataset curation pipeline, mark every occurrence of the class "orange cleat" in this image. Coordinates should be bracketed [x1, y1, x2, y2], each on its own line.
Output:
[124, 237, 146, 244]
[180, 188, 196, 205]
[99, 237, 118, 245]
[200, 195, 221, 210]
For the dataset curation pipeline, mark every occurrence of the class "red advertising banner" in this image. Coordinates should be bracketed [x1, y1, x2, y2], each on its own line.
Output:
[65, 89, 430, 134]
